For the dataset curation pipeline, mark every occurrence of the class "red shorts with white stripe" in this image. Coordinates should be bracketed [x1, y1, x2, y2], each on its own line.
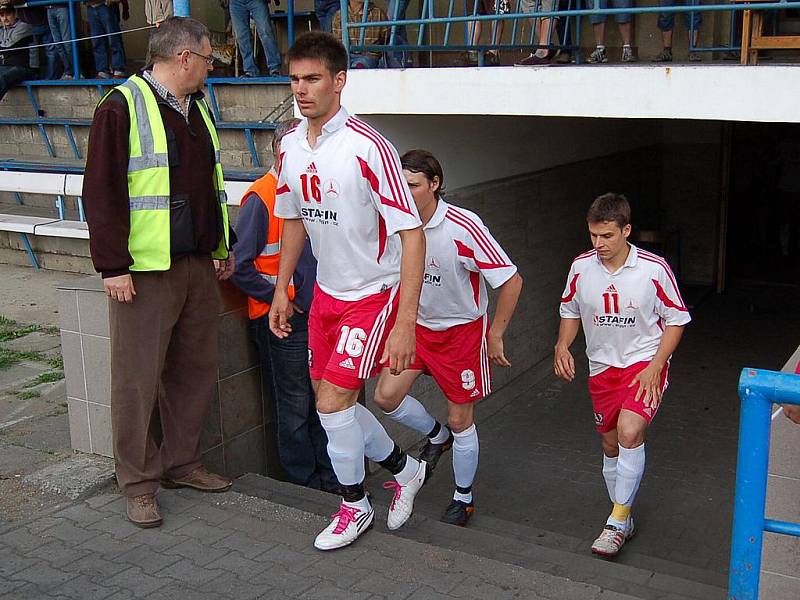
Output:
[409, 316, 492, 405]
[308, 283, 399, 390]
[588, 361, 669, 433]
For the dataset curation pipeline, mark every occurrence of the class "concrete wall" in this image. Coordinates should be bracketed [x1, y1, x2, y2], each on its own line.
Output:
[57, 277, 280, 480]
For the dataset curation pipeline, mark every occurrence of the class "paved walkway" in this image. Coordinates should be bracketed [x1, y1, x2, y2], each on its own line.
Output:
[0, 486, 644, 600]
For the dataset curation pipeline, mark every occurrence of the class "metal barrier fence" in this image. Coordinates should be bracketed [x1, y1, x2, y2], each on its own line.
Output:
[341, 0, 800, 65]
[728, 368, 800, 600]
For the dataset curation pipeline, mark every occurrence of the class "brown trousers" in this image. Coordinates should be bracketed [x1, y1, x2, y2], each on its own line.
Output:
[110, 255, 220, 497]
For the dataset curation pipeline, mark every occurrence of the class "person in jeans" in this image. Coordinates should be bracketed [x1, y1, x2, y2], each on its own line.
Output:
[229, 0, 281, 76]
[86, 0, 127, 78]
[653, 0, 701, 62]
[586, 0, 635, 63]
[0, 3, 35, 100]
[232, 119, 338, 493]
[47, 3, 76, 78]
[332, 0, 388, 69]
[315, 0, 339, 33]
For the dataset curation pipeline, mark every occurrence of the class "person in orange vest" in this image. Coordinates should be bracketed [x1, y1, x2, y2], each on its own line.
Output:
[231, 118, 338, 492]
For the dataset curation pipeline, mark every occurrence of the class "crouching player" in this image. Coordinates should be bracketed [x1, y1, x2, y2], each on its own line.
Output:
[555, 193, 690, 557]
[373, 150, 523, 526]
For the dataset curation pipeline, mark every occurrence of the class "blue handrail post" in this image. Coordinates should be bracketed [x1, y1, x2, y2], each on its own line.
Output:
[68, 0, 80, 79]
[174, 0, 191, 17]
[340, 0, 350, 54]
[288, 0, 296, 46]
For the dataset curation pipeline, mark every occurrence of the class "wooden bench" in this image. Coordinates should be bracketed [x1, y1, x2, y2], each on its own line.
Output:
[735, 0, 800, 65]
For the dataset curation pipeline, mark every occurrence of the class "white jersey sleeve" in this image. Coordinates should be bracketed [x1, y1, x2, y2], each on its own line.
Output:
[652, 261, 691, 327]
[559, 260, 582, 319]
[273, 139, 302, 219]
[360, 140, 421, 236]
[451, 209, 517, 289]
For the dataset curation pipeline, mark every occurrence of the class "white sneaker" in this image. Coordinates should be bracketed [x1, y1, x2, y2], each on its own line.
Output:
[384, 460, 428, 531]
[313, 501, 374, 551]
[591, 517, 635, 557]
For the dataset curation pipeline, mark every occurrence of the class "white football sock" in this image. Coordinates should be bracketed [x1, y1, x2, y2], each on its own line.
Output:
[343, 495, 372, 513]
[354, 403, 394, 462]
[615, 443, 646, 506]
[384, 394, 436, 436]
[429, 423, 451, 445]
[318, 407, 365, 486]
[453, 489, 473, 504]
[394, 454, 422, 486]
[602, 454, 618, 504]
[452, 424, 479, 491]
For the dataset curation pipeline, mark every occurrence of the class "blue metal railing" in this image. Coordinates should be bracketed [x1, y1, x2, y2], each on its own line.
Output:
[342, 0, 800, 65]
[728, 368, 800, 600]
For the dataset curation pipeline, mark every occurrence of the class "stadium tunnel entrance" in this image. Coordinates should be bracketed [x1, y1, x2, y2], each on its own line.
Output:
[362, 115, 800, 588]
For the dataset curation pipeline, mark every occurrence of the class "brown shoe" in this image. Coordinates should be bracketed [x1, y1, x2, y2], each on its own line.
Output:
[160, 466, 232, 493]
[126, 493, 162, 528]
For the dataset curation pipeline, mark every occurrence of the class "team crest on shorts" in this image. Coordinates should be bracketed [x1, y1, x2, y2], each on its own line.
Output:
[461, 369, 476, 391]
[594, 411, 604, 426]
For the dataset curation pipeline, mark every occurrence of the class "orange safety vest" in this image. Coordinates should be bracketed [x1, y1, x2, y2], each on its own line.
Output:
[241, 172, 295, 320]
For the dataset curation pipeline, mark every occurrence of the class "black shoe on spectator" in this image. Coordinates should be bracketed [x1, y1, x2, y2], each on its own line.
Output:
[652, 48, 673, 63]
[515, 52, 552, 66]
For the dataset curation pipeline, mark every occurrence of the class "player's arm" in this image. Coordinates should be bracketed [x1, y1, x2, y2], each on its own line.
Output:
[268, 218, 306, 338]
[554, 317, 580, 382]
[630, 325, 684, 407]
[488, 273, 523, 367]
[381, 226, 426, 375]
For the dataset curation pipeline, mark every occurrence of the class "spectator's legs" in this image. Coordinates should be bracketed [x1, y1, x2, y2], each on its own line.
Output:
[249, 0, 282, 74]
[102, 4, 127, 74]
[617, 22, 632, 47]
[315, 0, 340, 33]
[592, 21, 606, 46]
[88, 5, 110, 75]
[48, 7, 73, 78]
[230, 0, 259, 76]
[387, 0, 411, 68]
[0, 65, 35, 101]
[350, 53, 382, 68]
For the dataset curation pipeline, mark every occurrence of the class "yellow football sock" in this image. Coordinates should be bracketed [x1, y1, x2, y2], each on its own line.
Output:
[610, 503, 631, 523]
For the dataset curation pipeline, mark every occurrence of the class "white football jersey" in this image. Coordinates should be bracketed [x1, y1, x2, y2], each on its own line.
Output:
[274, 108, 422, 301]
[418, 200, 517, 330]
[559, 244, 691, 375]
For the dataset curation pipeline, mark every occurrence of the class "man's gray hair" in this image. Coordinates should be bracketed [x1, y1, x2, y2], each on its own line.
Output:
[149, 17, 210, 64]
[272, 118, 301, 151]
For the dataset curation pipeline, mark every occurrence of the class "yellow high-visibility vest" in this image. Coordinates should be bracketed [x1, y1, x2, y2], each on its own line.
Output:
[104, 74, 230, 271]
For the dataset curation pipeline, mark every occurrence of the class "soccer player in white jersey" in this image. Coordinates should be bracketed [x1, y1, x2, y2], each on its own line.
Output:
[554, 193, 691, 557]
[373, 150, 523, 527]
[268, 32, 428, 551]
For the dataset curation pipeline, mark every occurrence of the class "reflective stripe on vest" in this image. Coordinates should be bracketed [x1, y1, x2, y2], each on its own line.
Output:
[103, 75, 230, 271]
[241, 173, 294, 320]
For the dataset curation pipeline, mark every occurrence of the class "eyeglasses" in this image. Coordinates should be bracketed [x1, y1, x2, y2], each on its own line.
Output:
[179, 50, 214, 65]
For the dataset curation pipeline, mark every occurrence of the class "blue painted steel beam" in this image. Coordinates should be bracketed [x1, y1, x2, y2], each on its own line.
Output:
[174, 0, 191, 17]
[764, 519, 800, 537]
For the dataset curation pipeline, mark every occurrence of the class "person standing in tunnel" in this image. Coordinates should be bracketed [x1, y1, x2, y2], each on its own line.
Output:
[372, 149, 523, 527]
[554, 193, 690, 557]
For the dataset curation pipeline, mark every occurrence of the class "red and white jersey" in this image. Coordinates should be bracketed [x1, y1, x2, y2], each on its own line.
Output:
[274, 107, 422, 301]
[418, 200, 517, 330]
[559, 244, 691, 376]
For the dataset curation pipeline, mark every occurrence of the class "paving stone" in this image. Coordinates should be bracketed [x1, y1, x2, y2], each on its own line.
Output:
[10, 563, 77, 586]
[151, 512, 197, 534]
[200, 574, 267, 600]
[258, 544, 321, 574]
[405, 586, 459, 600]
[351, 572, 421, 599]
[145, 584, 230, 600]
[298, 581, 373, 599]
[87, 515, 142, 540]
[162, 538, 230, 566]
[86, 494, 122, 510]
[0, 578, 26, 596]
[171, 517, 232, 544]
[209, 550, 267, 578]
[211, 530, 276, 559]
[69, 553, 131, 580]
[77, 531, 143, 558]
[115, 545, 182, 574]
[105, 566, 174, 599]
[25, 515, 61, 534]
[124, 529, 189, 552]
[104, 591, 135, 600]
[41, 520, 100, 546]
[0, 548, 41, 577]
[253, 563, 320, 595]
[23, 540, 87, 568]
[4, 582, 70, 600]
[181, 502, 231, 525]
[153, 558, 226, 586]
[1, 527, 49, 553]
[54, 503, 109, 526]
[55, 574, 121, 600]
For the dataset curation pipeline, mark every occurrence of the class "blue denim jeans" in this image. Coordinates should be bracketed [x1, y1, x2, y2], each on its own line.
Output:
[657, 0, 702, 32]
[252, 313, 337, 491]
[31, 24, 58, 79]
[88, 3, 127, 74]
[315, 0, 339, 33]
[0, 65, 35, 101]
[48, 7, 73, 77]
[386, 0, 412, 67]
[350, 52, 382, 69]
[230, 0, 282, 75]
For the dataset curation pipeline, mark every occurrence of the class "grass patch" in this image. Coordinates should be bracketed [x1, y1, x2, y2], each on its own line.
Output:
[0, 348, 45, 369]
[24, 371, 64, 388]
[0, 315, 48, 343]
[13, 389, 41, 400]
[47, 355, 64, 370]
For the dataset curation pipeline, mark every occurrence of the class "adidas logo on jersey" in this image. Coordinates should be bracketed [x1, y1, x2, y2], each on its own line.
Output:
[605, 284, 618, 293]
[339, 357, 356, 370]
[306, 162, 318, 174]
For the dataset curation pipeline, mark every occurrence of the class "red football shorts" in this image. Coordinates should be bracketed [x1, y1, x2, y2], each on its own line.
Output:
[587, 360, 670, 433]
[409, 315, 492, 405]
[308, 283, 399, 390]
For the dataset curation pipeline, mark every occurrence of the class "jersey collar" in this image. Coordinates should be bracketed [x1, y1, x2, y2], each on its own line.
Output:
[296, 106, 349, 151]
[424, 199, 449, 230]
[596, 243, 639, 274]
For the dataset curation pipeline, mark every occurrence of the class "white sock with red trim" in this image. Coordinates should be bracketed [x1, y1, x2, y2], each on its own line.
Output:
[384, 394, 436, 436]
[318, 407, 365, 486]
[354, 403, 394, 462]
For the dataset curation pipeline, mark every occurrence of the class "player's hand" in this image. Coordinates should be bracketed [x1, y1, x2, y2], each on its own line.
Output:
[553, 345, 575, 381]
[104, 274, 136, 304]
[380, 320, 416, 375]
[291, 302, 305, 314]
[488, 332, 511, 367]
[630, 362, 663, 409]
[268, 289, 294, 338]
[782, 404, 800, 425]
[214, 252, 235, 280]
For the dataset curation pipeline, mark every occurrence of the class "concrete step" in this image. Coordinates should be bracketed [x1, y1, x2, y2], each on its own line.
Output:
[233, 473, 727, 600]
